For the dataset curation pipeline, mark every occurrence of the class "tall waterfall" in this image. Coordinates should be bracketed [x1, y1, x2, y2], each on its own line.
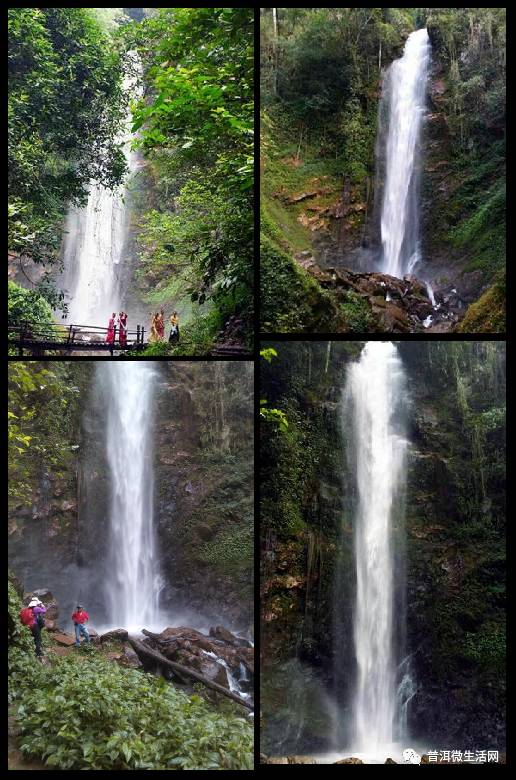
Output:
[379, 29, 430, 279]
[97, 362, 162, 631]
[344, 342, 408, 751]
[61, 55, 141, 325]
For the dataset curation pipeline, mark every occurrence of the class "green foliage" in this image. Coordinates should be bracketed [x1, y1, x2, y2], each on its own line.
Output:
[260, 403, 289, 433]
[8, 362, 80, 506]
[8, 8, 126, 265]
[199, 522, 253, 573]
[8, 281, 54, 331]
[261, 7, 412, 143]
[14, 653, 253, 770]
[340, 291, 373, 332]
[464, 624, 506, 676]
[260, 234, 344, 333]
[456, 278, 506, 334]
[260, 348, 289, 431]
[427, 8, 505, 145]
[340, 98, 377, 184]
[260, 348, 278, 363]
[128, 7, 254, 350]
[450, 181, 505, 277]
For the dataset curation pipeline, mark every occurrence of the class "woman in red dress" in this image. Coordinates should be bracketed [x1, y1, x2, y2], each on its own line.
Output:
[106, 313, 116, 344]
[156, 308, 165, 341]
[118, 311, 128, 347]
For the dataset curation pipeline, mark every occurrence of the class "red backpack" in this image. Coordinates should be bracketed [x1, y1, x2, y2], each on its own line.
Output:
[20, 607, 35, 628]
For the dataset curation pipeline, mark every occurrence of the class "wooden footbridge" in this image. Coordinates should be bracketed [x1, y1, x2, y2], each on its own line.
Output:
[8, 322, 146, 356]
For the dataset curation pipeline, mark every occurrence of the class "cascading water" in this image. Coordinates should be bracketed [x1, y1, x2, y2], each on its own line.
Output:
[344, 342, 409, 752]
[379, 29, 430, 278]
[97, 361, 162, 631]
[60, 54, 141, 325]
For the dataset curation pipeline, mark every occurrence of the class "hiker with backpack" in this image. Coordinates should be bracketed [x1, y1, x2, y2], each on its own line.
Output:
[71, 604, 90, 647]
[19, 597, 47, 659]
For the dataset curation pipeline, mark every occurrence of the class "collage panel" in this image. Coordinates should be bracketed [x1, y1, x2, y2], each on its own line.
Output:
[8, 359, 255, 769]
[8, 7, 254, 359]
[260, 8, 505, 336]
[260, 340, 506, 765]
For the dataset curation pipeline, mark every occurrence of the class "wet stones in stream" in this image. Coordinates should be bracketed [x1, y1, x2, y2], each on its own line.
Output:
[294, 254, 464, 332]
[141, 625, 254, 695]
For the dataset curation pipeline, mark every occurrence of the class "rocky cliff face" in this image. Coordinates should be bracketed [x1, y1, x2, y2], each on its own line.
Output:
[261, 341, 505, 755]
[155, 362, 254, 632]
[8, 362, 254, 634]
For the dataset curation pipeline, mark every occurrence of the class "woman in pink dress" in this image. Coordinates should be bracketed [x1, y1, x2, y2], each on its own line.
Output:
[106, 313, 116, 344]
[118, 312, 128, 347]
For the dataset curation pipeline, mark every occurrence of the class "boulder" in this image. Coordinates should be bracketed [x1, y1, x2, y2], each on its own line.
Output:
[209, 625, 241, 645]
[381, 303, 410, 332]
[100, 629, 129, 643]
[403, 275, 427, 296]
[267, 757, 289, 764]
[52, 632, 76, 646]
[385, 757, 397, 763]
[88, 628, 100, 645]
[287, 756, 317, 764]
[122, 645, 142, 668]
[334, 758, 364, 764]
[198, 657, 229, 688]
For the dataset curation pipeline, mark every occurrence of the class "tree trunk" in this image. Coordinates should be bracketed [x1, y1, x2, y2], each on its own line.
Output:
[128, 637, 253, 710]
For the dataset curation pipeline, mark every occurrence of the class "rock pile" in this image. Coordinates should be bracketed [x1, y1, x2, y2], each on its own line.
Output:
[295, 252, 464, 332]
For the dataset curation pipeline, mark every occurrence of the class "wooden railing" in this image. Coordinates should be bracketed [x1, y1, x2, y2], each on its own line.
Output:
[8, 322, 146, 356]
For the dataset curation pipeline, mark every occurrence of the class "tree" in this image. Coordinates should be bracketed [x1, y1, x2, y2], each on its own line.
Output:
[8, 8, 127, 266]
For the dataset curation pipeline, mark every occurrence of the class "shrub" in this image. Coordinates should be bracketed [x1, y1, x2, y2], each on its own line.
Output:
[340, 291, 372, 332]
[15, 654, 253, 770]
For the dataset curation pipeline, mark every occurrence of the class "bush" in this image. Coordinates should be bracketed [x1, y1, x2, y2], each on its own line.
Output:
[8, 281, 55, 329]
[340, 291, 372, 332]
[15, 654, 253, 770]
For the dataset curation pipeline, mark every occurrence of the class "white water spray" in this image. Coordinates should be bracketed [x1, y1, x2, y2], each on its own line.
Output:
[98, 362, 162, 631]
[61, 55, 141, 325]
[380, 29, 430, 278]
[345, 342, 408, 751]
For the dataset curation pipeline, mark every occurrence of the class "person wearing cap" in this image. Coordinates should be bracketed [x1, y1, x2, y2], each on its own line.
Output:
[20, 597, 47, 658]
[71, 604, 90, 647]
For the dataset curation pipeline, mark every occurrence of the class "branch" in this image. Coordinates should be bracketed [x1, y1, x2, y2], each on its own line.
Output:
[128, 637, 252, 710]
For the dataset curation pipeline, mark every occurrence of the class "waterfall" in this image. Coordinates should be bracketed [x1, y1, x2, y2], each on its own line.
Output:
[97, 361, 162, 631]
[379, 29, 430, 279]
[60, 54, 141, 325]
[343, 342, 409, 751]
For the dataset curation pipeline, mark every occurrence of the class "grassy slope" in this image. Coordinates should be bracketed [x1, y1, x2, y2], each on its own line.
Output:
[261, 114, 375, 333]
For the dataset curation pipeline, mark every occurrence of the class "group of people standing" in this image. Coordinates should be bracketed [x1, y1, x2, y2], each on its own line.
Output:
[106, 311, 128, 346]
[150, 308, 180, 344]
[104, 308, 179, 347]
[19, 597, 91, 660]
